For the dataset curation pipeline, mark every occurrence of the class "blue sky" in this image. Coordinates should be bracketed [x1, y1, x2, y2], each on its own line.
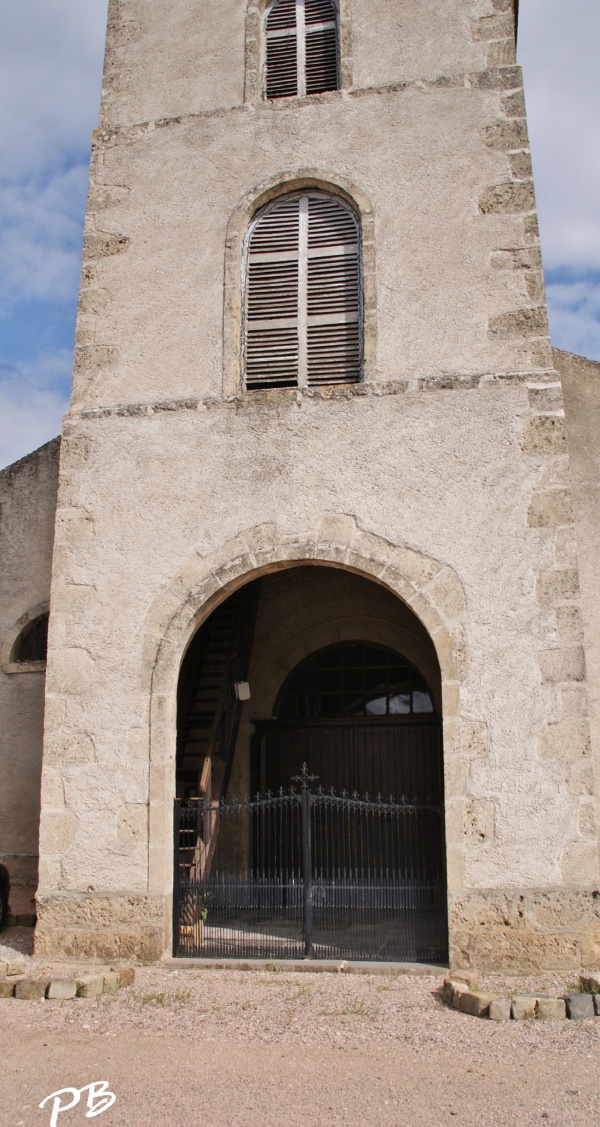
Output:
[0, 0, 599, 469]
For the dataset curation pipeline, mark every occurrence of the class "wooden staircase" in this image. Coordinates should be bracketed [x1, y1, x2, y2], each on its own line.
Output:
[176, 581, 260, 802]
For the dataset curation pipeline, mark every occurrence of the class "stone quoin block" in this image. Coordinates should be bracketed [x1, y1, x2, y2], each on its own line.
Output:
[47, 979, 77, 1000]
[511, 996, 537, 1020]
[0, 982, 15, 998]
[76, 975, 104, 998]
[566, 994, 595, 1020]
[488, 307, 548, 339]
[489, 999, 511, 1021]
[102, 972, 121, 994]
[113, 964, 134, 982]
[457, 991, 493, 1018]
[15, 979, 50, 1001]
[487, 40, 516, 67]
[502, 91, 526, 118]
[535, 998, 566, 1020]
[509, 151, 533, 178]
[6, 959, 26, 977]
[83, 232, 130, 259]
[482, 118, 529, 152]
[538, 647, 586, 685]
[580, 973, 600, 994]
[470, 13, 514, 39]
[523, 415, 567, 455]
[451, 971, 479, 989]
[527, 489, 573, 528]
[479, 182, 536, 217]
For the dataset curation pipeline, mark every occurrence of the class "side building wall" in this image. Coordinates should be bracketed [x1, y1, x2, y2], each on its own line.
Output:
[0, 438, 60, 914]
[556, 349, 600, 896]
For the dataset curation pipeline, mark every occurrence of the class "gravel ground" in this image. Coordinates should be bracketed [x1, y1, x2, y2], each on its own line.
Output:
[1, 929, 600, 1127]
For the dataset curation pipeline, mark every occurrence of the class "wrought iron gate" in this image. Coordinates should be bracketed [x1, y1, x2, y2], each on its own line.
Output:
[174, 766, 448, 963]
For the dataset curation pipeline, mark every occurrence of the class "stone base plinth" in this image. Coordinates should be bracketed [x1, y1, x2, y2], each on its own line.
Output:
[32, 888, 600, 971]
[34, 893, 166, 962]
[449, 889, 600, 972]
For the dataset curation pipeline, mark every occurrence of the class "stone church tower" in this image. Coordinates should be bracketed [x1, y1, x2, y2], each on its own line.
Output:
[2, 0, 600, 972]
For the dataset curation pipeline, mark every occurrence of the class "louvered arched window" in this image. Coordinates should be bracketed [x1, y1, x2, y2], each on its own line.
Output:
[265, 0, 339, 100]
[244, 191, 362, 391]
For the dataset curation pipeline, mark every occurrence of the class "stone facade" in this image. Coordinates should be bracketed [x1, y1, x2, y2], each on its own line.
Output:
[1, 0, 600, 970]
[0, 439, 60, 912]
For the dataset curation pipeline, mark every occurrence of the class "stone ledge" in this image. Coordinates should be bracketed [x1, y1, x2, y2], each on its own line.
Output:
[162, 957, 446, 976]
[70, 369, 560, 422]
[92, 68, 526, 147]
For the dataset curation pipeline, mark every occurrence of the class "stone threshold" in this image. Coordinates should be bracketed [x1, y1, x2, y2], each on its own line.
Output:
[162, 957, 447, 976]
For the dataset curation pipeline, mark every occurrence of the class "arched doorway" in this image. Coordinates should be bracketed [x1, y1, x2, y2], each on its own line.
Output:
[174, 567, 448, 964]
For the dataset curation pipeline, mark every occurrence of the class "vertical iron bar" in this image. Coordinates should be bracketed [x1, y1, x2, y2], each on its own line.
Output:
[302, 784, 313, 957]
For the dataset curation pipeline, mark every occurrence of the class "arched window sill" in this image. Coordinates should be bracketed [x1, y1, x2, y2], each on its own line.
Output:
[261, 89, 346, 109]
[2, 661, 47, 676]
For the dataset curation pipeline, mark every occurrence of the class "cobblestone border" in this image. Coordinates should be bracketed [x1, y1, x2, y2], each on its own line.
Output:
[0, 960, 135, 1000]
[444, 972, 600, 1020]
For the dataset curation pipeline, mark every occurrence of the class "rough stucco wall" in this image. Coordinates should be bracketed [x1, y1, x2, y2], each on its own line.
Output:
[100, 0, 513, 130]
[34, 0, 599, 969]
[38, 374, 597, 967]
[75, 0, 542, 408]
[101, 0, 247, 128]
[555, 348, 600, 879]
[0, 439, 60, 905]
[76, 82, 546, 406]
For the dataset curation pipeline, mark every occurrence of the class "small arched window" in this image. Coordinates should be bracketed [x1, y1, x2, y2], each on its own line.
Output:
[275, 643, 437, 720]
[265, 0, 339, 100]
[244, 191, 362, 391]
[14, 613, 49, 663]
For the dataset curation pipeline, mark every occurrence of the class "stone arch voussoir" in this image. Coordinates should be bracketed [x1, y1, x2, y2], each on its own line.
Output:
[147, 517, 466, 705]
[144, 516, 467, 901]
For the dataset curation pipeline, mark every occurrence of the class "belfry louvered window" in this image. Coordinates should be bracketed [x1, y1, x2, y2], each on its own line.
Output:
[244, 192, 362, 391]
[265, 0, 339, 100]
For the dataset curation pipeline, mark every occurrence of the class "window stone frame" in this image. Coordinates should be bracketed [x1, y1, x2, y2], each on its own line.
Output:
[223, 170, 377, 397]
[244, 0, 353, 105]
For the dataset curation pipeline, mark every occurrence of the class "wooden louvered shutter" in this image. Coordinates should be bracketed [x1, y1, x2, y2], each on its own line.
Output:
[266, 0, 297, 99]
[245, 193, 362, 391]
[245, 196, 300, 390]
[306, 195, 361, 386]
[305, 0, 338, 95]
[265, 0, 339, 100]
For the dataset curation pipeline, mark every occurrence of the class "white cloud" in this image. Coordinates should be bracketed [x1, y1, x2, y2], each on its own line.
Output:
[0, 2, 107, 312]
[0, 351, 71, 469]
[0, 0, 109, 181]
[546, 276, 600, 360]
[0, 1, 106, 469]
[519, 0, 600, 277]
[0, 164, 89, 307]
